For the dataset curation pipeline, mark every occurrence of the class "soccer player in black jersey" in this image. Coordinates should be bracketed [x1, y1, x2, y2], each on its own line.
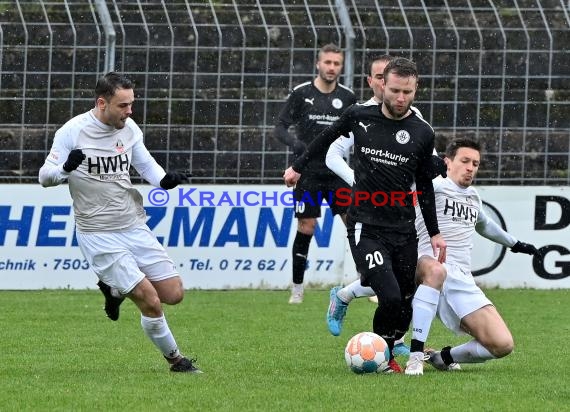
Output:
[284, 57, 447, 373]
[274, 44, 357, 304]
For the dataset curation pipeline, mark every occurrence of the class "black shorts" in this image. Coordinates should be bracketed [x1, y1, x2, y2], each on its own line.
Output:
[293, 175, 349, 218]
[346, 218, 418, 293]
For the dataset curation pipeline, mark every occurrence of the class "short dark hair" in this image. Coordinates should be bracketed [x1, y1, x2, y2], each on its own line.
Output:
[446, 138, 482, 158]
[383, 57, 418, 80]
[318, 43, 342, 60]
[367, 54, 393, 76]
[95, 72, 134, 101]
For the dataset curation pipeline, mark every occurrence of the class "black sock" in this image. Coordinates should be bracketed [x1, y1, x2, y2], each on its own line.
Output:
[292, 231, 312, 284]
[410, 339, 424, 353]
[384, 336, 396, 360]
[441, 346, 454, 365]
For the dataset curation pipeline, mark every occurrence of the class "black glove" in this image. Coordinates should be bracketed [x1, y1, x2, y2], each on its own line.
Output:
[63, 149, 86, 172]
[428, 154, 447, 179]
[292, 139, 307, 156]
[511, 241, 538, 255]
[160, 171, 191, 190]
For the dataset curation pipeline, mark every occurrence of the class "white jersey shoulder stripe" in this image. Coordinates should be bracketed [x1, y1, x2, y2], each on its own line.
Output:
[337, 83, 355, 94]
[358, 99, 379, 107]
[413, 108, 434, 133]
[292, 81, 312, 91]
[411, 105, 424, 119]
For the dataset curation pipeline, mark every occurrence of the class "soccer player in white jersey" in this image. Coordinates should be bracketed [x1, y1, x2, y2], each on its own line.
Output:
[39, 72, 201, 373]
[326, 137, 537, 373]
[418, 138, 537, 371]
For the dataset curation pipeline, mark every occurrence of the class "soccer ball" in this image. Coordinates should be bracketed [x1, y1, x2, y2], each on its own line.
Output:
[344, 332, 390, 374]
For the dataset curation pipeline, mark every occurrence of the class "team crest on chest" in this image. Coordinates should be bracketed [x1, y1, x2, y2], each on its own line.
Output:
[395, 130, 410, 144]
[116, 139, 125, 153]
[332, 98, 343, 109]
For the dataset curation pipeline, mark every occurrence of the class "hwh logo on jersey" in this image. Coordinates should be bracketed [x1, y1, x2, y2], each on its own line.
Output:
[443, 198, 478, 223]
[87, 153, 130, 174]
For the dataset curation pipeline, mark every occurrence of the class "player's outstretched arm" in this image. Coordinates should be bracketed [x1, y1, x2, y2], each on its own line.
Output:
[475, 204, 537, 255]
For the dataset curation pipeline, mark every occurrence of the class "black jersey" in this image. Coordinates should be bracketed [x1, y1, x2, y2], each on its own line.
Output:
[292, 99, 439, 236]
[275, 81, 356, 179]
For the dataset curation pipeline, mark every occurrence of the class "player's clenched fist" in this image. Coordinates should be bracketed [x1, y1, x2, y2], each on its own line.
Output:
[283, 166, 301, 187]
[160, 171, 191, 190]
[63, 149, 86, 172]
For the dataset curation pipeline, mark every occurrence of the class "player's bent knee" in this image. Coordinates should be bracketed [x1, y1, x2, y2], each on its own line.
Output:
[163, 289, 184, 305]
[497, 338, 514, 358]
[426, 265, 446, 289]
[489, 336, 514, 358]
[417, 257, 446, 289]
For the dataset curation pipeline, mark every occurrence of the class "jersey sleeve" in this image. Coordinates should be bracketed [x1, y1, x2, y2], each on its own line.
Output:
[130, 139, 167, 187]
[475, 199, 517, 247]
[326, 134, 354, 186]
[415, 134, 439, 237]
[273, 90, 302, 147]
[38, 126, 75, 187]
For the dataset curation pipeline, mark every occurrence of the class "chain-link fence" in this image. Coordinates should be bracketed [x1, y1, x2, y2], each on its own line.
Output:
[1, 0, 568, 185]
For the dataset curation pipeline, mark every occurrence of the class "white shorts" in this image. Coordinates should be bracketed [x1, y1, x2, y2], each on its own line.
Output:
[436, 263, 493, 335]
[77, 225, 178, 294]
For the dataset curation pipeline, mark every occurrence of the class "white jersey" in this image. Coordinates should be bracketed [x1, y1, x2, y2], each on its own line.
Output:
[39, 110, 166, 232]
[416, 177, 516, 270]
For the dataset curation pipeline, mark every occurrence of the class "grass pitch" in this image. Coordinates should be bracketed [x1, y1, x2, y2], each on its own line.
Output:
[1, 288, 568, 411]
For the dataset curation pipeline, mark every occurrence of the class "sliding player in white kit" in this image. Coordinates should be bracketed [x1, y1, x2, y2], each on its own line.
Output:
[416, 138, 537, 371]
[327, 137, 537, 373]
[39, 72, 202, 373]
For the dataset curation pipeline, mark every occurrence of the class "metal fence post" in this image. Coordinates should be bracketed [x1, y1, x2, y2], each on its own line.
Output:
[94, 0, 116, 73]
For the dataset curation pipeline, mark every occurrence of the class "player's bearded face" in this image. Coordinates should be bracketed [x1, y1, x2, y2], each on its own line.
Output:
[381, 74, 417, 119]
[98, 88, 134, 129]
[316, 52, 343, 84]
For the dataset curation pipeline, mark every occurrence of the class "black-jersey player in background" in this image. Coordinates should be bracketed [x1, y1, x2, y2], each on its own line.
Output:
[274, 44, 357, 304]
[284, 57, 447, 373]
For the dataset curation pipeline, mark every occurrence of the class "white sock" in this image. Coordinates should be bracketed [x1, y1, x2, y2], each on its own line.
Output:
[411, 285, 440, 343]
[337, 279, 374, 303]
[292, 283, 304, 295]
[450, 340, 496, 363]
[141, 314, 180, 359]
